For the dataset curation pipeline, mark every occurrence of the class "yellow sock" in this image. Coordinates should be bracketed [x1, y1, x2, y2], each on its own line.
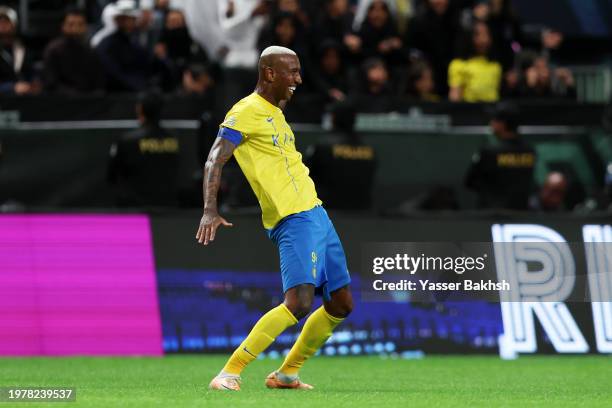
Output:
[279, 306, 344, 376]
[222, 304, 298, 375]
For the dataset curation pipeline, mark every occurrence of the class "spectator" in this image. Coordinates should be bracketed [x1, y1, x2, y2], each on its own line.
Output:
[155, 9, 196, 63]
[258, 11, 313, 91]
[95, 1, 164, 92]
[108, 92, 180, 207]
[540, 28, 564, 59]
[156, 1, 171, 12]
[91, 0, 156, 48]
[518, 55, 576, 99]
[180, 63, 214, 97]
[403, 58, 440, 101]
[448, 21, 502, 102]
[460, 1, 565, 62]
[154, 9, 207, 89]
[352, 0, 398, 31]
[150, 0, 172, 34]
[459, 0, 521, 70]
[312, 0, 354, 52]
[310, 40, 349, 102]
[500, 67, 521, 98]
[0, 6, 38, 95]
[357, 0, 403, 66]
[43, 8, 105, 95]
[351, 57, 394, 112]
[275, 0, 310, 29]
[258, 12, 307, 57]
[528, 172, 568, 212]
[405, 0, 460, 96]
[465, 102, 535, 210]
[305, 101, 377, 210]
[135, 0, 157, 49]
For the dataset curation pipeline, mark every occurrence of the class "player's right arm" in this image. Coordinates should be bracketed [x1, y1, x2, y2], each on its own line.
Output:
[196, 136, 236, 246]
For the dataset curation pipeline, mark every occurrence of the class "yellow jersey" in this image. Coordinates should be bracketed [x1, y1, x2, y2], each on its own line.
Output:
[219, 92, 321, 229]
[448, 56, 502, 102]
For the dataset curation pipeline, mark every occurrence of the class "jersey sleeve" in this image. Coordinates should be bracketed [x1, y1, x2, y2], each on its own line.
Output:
[217, 126, 243, 146]
[448, 59, 466, 88]
[219, 104, 256, 145]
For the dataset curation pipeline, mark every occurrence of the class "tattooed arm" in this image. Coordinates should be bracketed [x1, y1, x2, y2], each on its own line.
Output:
[196, 137, 236, 245]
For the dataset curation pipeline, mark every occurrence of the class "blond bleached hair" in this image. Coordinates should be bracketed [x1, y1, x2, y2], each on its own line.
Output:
[260, 46, 297, 58]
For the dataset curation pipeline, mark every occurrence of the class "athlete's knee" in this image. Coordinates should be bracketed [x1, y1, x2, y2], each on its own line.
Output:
[340, 296, 354, 317]
[283, 285, 314, 320]
[326, 287, 353, 318]
[284, 297, 313, 320]
[334, 298, 353, 318]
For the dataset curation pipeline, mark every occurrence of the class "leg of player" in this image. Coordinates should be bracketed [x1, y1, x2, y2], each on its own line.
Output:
[323, 286, 354, 318]
[209, 285, 312, 391]
[267, 285, 353, 390]
[283, 284, 316, 320]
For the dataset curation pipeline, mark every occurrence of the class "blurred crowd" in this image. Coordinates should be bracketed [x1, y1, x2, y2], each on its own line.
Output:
[0, 0, 578, 103]
[2, 0, 608, 214]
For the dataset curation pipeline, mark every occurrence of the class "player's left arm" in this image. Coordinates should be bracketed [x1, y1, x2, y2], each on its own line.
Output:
[196, 136, 236, 245]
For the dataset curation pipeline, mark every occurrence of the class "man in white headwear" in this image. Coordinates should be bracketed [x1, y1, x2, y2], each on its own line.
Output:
[91, 0, 156, 48]
[95, 1, 161, 91]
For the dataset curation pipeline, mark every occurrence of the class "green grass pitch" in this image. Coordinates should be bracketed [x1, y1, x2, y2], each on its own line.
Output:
[1, 355, 610, 407]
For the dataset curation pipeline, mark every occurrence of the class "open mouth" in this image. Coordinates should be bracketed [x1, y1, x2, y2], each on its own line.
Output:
[288, 86, 296, 94]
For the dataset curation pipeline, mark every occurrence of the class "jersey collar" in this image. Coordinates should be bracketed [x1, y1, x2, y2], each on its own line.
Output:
[253, 92, 281, 113]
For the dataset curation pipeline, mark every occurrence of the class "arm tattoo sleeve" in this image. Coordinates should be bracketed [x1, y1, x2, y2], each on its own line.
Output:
[203, 137, 236, 212]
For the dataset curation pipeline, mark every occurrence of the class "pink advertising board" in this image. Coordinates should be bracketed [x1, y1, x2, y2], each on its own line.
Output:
[0, 215, 162, 356]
